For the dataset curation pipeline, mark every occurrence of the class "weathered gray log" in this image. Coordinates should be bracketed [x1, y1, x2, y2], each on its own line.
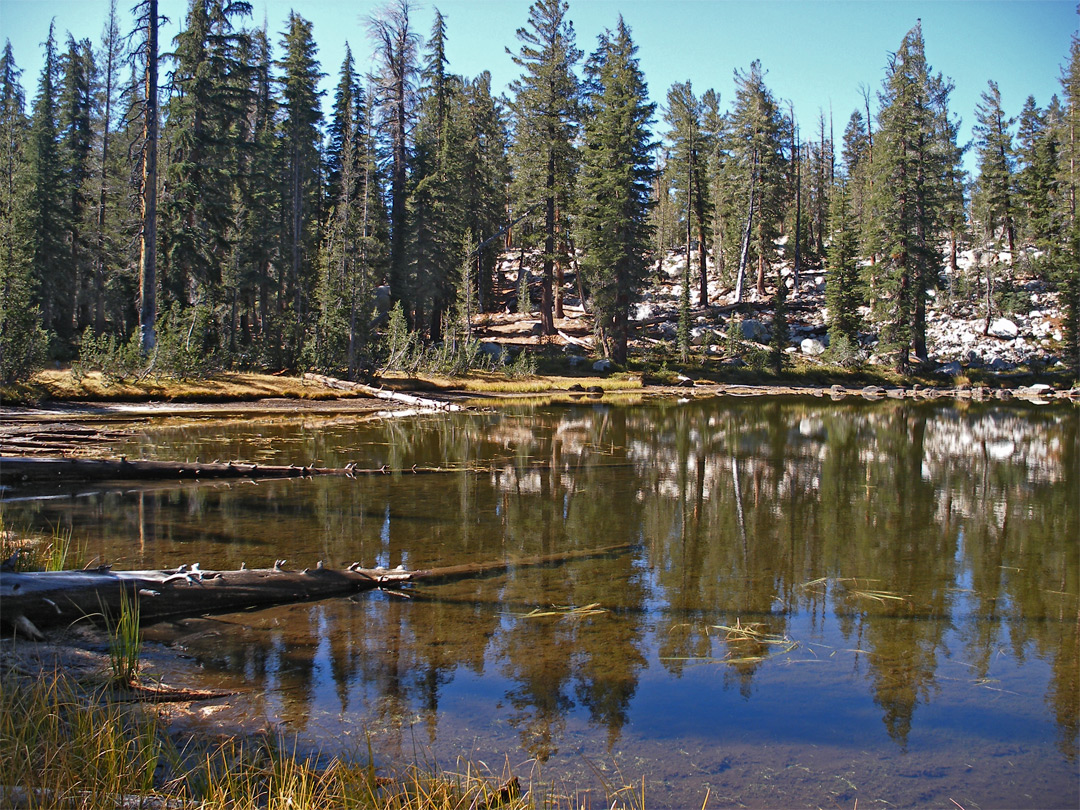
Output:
[0, 456, 451, 485]
[302, 372, 464, 411]
[0, 544, 634, 638]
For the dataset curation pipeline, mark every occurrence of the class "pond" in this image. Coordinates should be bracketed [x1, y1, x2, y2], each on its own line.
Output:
[3, 396, 1077, 808]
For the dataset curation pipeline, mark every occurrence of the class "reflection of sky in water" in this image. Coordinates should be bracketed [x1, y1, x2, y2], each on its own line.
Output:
[2, 398, 1076, 808]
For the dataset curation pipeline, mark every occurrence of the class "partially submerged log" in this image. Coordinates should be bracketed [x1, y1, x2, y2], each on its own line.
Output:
[302, 372, 464, 411]
[0, 544, 633, 639]
[0, 456, 454, 486]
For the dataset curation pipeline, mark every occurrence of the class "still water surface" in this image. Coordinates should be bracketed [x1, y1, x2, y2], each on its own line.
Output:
[4, 397, 1077, 808]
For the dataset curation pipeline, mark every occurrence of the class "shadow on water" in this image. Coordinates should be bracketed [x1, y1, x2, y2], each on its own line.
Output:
[4, 397, 1078, 808]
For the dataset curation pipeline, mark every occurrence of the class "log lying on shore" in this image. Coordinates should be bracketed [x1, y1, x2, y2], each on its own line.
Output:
[302, 372, 464, 411]
[0, 543, 634, 640]
[0, 456, 456, 485]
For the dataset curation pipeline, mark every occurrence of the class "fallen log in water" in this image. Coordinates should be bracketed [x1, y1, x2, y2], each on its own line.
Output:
[0, 456, 456, 485]
[302, 372, 465, 411]
[0, 544, 634, 639]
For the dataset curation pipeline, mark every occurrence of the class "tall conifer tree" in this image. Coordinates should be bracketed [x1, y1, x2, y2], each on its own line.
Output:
[730, 61, 787, 299]
[278, 12, 325, 364]
[25, 23, 68, 345]
[368, 0, 419, 318]
[58, 34, 96, 336]
[508, 0, 580, 335]
[973, 80, 1016, 255]
[870, 22, 950, 372]
[663, 81, 710, 306]
[0, 41, 47, 380]
[577, 16, 655, 364]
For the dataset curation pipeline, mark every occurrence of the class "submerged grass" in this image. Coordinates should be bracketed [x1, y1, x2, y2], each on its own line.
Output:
[802, 577, 911, 608]
[512, 603, 610, 620]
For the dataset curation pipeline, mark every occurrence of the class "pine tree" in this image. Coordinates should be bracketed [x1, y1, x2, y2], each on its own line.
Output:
[0, 41, 27, 274]
[1061, 34, 1080, 229]
[508, 0, 581, 335]
[1062, 222, 1080, 381]
[663, 81, 710, 307]
[161, 0, 252, 311]
[408, 10, 468, 341]
[1015, 96, 1059, 249]
[840, 108, 874, 261]
[825, 176, 863, 356]
[461, 72, 510, 313]
[367, 0, 420, 319]
[90, 0, 126, 333]
[1058, 35, 1080, 374]
[936, 93, 967, 286]
[57, 34, 96, 337]
[25, 23, 69, 349]
[702, 89, 733, 285]
[278, 11, 325, 364]
[231, 23, 281, 361]
[577, 16, 655, 365]
[730, 61, 788, 299]
[869, 22, 950, 373]
[973, 80, 1016, 255]
[0, 41, 47, 381]
[315, 46, 387, 376]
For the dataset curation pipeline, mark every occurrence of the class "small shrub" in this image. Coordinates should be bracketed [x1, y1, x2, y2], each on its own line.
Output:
[505, 349, 537, 379]
[826, 333, 863, 368]
[381, 303, 421, 374]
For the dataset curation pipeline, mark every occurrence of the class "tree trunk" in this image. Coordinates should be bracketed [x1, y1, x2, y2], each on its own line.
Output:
[541, 153, 556, 335]
[138, 0, 158, 356]
[734, 172, 755, 304]
[793, 129, 802, 295]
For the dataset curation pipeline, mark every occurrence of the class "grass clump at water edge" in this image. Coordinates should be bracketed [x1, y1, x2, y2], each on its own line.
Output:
[0, 663, 654, 809]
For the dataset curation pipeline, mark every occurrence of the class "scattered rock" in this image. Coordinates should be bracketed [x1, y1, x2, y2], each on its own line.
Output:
[987, 318, 1019, 339]
[741, 319, 770, 343]
[691, 326, 719, 346]
[800, 338, 826, 356]
[478, 342, 506, 361]
[935, 361, 962, 376]
[592, 359, 613, 372]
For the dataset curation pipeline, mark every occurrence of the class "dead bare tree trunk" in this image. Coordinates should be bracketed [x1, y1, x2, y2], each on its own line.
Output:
[137, 0, 158, 355]
[734, 159, 756, 304]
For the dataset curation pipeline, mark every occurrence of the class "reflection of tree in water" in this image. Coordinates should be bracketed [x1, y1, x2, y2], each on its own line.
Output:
[36, 398, 1076, 765]
[494, 408, 649, 759]
[644, 403, 798, 690]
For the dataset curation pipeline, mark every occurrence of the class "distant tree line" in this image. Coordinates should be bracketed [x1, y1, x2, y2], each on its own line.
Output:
[1, 0, 1078, 382]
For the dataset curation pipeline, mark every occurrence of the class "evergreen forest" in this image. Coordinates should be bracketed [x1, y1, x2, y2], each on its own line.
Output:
[2, 0, 1078, 384]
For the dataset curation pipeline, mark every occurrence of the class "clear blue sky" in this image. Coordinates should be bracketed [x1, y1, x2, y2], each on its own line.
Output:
[1, 0, 1077, 172]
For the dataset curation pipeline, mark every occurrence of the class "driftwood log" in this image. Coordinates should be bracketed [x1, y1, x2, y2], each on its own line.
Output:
[0, 544, 633, 640]
[302, 372, 464, 411]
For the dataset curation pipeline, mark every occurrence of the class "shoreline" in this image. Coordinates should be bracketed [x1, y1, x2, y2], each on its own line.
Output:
[2, 374, 1076, 458]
